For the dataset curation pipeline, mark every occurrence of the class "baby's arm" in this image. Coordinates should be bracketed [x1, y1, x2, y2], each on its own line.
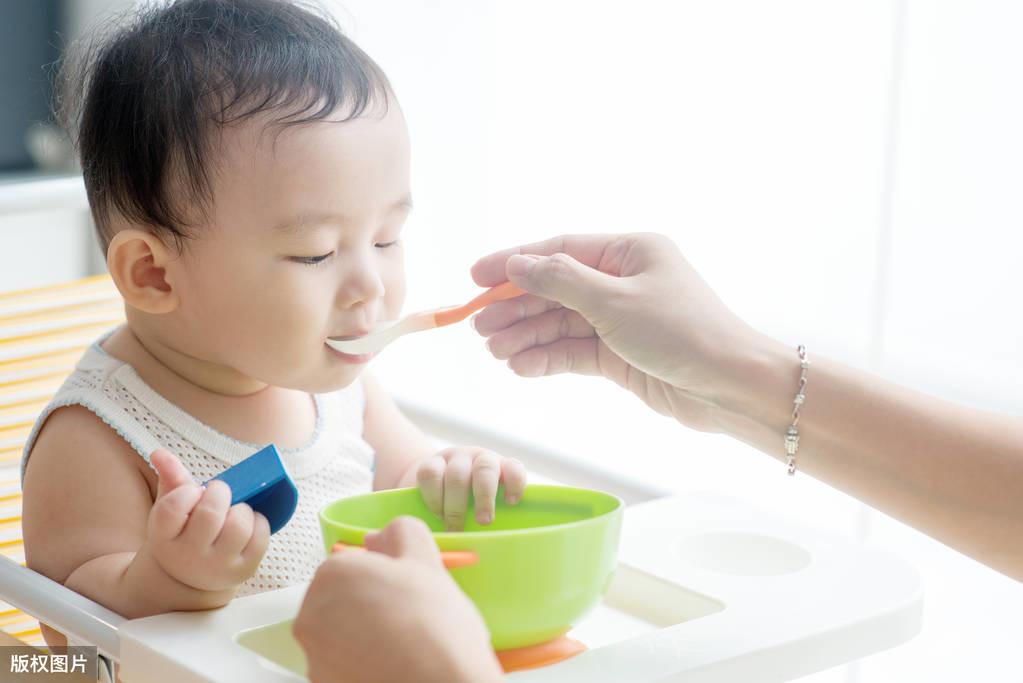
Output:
[22, 406, 266, 647]
[362, 372, 435, 490]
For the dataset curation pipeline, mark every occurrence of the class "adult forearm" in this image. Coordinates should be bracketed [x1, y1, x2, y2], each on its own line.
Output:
[64, 548, 236, 619]
[714, 334, 1023, 581]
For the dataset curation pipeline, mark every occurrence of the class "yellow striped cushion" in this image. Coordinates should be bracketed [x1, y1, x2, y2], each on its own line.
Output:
[0, 274, 125, 649]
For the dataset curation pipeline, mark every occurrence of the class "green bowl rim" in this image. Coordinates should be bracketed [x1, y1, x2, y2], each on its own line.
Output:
[318, 483, 625, 540]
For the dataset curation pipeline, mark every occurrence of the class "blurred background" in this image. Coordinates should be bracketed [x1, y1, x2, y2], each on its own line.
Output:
[1, 1, 1020, 680]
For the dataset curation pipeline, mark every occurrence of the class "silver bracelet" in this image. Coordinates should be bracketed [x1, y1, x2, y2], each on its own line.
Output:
[785, 345, 809, 476]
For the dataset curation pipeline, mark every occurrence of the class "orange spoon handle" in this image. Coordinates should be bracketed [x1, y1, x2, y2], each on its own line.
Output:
[331, 542, 479, 569]
[433, 282, 526, 327]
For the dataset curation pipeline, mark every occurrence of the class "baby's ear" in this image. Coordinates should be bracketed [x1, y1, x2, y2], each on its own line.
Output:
[106, 228, 180, 314]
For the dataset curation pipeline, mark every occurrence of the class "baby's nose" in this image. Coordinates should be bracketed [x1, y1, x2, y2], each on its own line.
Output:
[336, 262, 386, 308]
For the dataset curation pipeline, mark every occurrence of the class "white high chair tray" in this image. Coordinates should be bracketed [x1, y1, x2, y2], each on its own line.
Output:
[117, 491, 922, 682]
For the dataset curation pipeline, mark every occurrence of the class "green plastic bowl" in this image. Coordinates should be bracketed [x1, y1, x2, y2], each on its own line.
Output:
[319, 484, 623, 651]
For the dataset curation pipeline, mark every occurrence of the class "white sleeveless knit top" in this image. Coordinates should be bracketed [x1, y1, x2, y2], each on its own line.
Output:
[20, 325, 375, 597]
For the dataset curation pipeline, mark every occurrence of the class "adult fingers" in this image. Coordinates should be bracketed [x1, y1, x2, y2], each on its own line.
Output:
[504, 252, 620, 313]
[505, 337, 605, 378]
[485, 307, 595, 361]
[364, 516, 443, 568]
[470, 234, 623, 287]
[471, 294, 560, 337]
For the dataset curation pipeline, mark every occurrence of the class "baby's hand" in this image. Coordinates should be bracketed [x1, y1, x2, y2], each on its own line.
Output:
[140, 448, 270, 592]
[416, 447, 527, 531]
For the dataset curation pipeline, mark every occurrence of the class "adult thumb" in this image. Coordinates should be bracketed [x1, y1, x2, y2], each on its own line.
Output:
[505, 252, 616, 313]
[151, 448, 196, 500]
[364, 516, 443, 569]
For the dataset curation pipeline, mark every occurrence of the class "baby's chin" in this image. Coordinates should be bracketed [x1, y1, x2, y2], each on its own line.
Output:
[283, 364, 366, 395]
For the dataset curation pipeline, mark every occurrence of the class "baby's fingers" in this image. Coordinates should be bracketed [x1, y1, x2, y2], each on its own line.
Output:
[151, 448, 196, 500]
[214, 502, 255, 556]
[149, 484, 204, 541]
[442, 452, 473, 531]
[241, 511, 271, 567]
[180, 480, 232, 548]
[416, 454, 447, 519]
[470, 452, 502, 525]
[501, 457, 528, 505]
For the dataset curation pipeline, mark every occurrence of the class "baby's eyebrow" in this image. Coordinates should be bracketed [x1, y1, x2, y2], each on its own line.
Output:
[272, 195, 413, 235]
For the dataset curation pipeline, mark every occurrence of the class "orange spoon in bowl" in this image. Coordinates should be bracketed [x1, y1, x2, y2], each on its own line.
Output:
[326, 281, 525, 355]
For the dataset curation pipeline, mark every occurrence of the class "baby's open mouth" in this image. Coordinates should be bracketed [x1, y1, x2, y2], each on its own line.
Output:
[328, 329, 372, 342]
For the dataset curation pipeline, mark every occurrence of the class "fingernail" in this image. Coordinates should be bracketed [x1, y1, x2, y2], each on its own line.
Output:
[507, 495, 520, 505]
[478, 512, 492, 525]
[507, 254, 540, 278]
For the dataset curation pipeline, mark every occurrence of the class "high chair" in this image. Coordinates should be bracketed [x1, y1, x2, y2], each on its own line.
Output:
[0, 273, 128, 681]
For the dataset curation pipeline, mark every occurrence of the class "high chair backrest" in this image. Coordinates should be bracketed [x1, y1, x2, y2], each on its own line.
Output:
[0, 274, 124, 647]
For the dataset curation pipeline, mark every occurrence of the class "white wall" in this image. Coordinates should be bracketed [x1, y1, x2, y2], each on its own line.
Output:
[0, 206, 95, 291]
[881, 1, 1023, 414]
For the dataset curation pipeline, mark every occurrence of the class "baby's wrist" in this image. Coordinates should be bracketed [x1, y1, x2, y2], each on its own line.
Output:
[134, 541, 237, 606]
[131, 542, 193, 592]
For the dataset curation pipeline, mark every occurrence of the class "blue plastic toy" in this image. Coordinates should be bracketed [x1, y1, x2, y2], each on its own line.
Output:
[204, 444, 299, 535]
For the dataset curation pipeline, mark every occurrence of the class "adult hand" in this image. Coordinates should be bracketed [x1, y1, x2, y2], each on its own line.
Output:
[293, 517, 503, 683]
[471, 232, 769, 431]
[473, 232, 1023, 582]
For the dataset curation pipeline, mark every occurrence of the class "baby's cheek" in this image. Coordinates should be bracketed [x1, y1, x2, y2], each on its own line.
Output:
[383, 274, 406, 318]
[260, 286, 322, 334]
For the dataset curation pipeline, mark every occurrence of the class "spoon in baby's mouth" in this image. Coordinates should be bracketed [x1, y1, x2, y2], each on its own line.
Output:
[326, 282, 525, 356]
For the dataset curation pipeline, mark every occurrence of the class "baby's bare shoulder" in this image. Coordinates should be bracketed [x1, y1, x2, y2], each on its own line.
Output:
[22, 405, 154, 585]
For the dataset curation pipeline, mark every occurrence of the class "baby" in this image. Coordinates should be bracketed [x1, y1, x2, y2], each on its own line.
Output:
[19, 0, 525, 649]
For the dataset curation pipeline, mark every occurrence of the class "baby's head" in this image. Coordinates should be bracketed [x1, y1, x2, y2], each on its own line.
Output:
[60, 0, 410, 394]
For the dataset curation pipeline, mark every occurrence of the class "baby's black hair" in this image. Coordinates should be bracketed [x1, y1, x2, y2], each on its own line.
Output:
[55, 0, 391, 255]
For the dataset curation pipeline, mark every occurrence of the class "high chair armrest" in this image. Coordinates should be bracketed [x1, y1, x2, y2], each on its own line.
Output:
[0, 555, 124, 659]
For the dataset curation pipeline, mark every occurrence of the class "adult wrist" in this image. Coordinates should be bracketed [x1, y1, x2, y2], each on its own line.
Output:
[709, 332, 799, 443]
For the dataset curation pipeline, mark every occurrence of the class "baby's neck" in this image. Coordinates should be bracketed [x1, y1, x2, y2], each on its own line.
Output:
[101, 324, 318, 450]
[125, 325, 268, 396]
